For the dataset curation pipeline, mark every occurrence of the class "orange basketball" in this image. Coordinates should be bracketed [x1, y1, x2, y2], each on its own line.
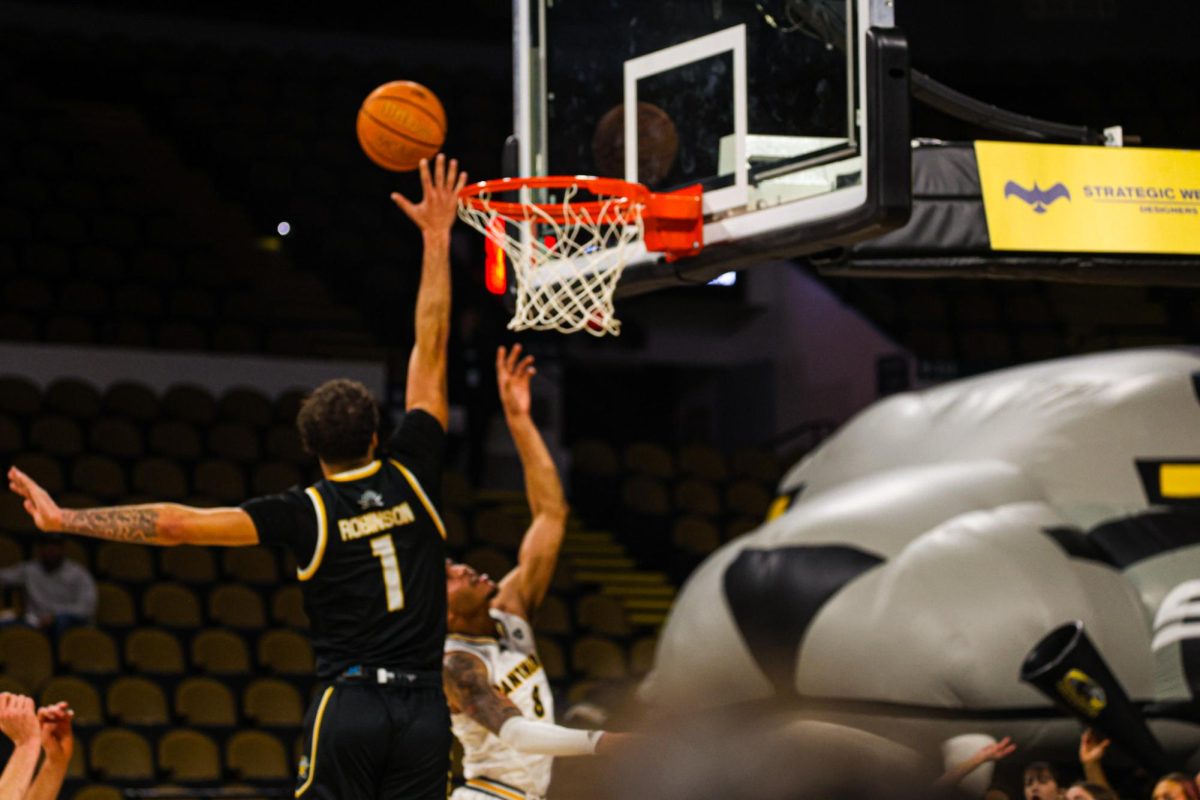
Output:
[356, 81, 447, 172]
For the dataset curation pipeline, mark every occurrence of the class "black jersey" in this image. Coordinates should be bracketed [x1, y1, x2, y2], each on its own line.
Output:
[243, 410, 447, 677]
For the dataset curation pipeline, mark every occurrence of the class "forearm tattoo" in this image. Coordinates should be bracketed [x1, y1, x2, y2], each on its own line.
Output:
[60, 507, 161, 543]
[445, 652, 521, 734]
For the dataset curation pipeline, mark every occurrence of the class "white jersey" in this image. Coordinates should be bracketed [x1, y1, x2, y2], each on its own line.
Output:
[447, 609, 555, 799]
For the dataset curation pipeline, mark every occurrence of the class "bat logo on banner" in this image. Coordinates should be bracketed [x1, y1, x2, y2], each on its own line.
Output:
[1004, 180, 1072, 213]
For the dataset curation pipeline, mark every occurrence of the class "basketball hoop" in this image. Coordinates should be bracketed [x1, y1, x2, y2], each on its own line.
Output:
[458, 176, 703, 336]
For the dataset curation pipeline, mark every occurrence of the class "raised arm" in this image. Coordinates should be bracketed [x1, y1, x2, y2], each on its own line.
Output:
[8, 467, 258, 547]
[391, 154, 468, 430]
[0, 694, 41, 800]
[443, 651, 612, 756]
[24, 703, 73, 800]
[491, 345, 569, 620]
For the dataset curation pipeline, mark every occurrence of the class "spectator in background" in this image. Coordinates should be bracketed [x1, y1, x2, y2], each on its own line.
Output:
[1023, 762, 1064, 800]
[1065, 782, 1117, 800]
[0, 534, 95, 637]
[1078, 728, 1113, 792]
[1153, 773, 1200, 800]
[0, 694, 73, 800]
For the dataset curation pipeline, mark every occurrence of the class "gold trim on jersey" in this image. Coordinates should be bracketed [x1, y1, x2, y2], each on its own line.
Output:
[447, 632, 499, 645]
[389, 458, 447, 539]
[295, 685, 334, 797]
[329, 460, 382, 482]
[466, 777, 527, 800]
[298, 487, 328, 581]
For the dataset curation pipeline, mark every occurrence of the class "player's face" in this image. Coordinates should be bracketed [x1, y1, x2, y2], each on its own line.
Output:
[1153, 780, 1189, 800]
[445, 561, 496, 613]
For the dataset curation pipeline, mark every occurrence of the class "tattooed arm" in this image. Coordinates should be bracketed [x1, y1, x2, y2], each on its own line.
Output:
[443, 651, 616, 756]
[7, 467, 258, 547]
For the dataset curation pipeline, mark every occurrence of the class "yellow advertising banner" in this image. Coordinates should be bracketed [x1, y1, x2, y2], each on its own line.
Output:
[975, 141, 1200, 254]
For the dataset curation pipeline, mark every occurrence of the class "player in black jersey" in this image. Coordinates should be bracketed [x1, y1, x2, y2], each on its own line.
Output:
[8, 154, 467, 799]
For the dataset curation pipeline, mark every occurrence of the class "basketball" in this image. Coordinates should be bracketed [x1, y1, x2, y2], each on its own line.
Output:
[592, 101, 679, 188]
[356, 80, 447, 172]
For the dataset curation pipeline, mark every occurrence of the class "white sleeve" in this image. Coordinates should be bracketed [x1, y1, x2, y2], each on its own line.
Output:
[497, 717, 604, 757]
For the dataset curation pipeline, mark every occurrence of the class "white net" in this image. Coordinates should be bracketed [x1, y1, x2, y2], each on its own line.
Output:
[458, 184, 644, 336]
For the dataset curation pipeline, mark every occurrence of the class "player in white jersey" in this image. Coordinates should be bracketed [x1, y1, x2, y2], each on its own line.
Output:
[444, 345, 626, 800]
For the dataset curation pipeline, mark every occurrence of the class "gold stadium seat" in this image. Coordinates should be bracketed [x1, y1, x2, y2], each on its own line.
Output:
[257, 628, 314, 675]
[273, 389, 306, 425]
[441, 470, 475, 510]
[159, 546, 217, 584]
[725, 516, 760, 541]
[39, 675, 103, 726]
[725, 479, 773, 519]
[0, 494, 36, 534]
[250, 461, 303, 496]
[471, 506, 529, 550]
[106, 675, 169, 725]
[209, 584, 265, 629]
[142, 583, 202, 628]
[175, 677, 237, 727]
[677, 443, 728, 482]
[44, 378, 101, 419]
[532, 593, 571, 636]
[147, 420, 202, 461]
[571, 635, 627, 680]
[623, 441, 675, 480]
[96, 542, 155, 583]
[29, 416, 84, 457]
[576, 593, 631, 637]
[192, 459, 246, 503]
[161, 385, 216, 425]
[672, 478, 722, 518]
[0, 376, 40, 417]
[131, 456, 189, 500]
[124, 628, 185, 674]
[72, 787, 123, 800]
[0, 534, 22, 568]
[671, 516, 722, 556]
[270, 585, 309, 629]
[218, 388, 272, 428]
[207, 422, 261, 463]
[571, 439, 619, 478]
[227, 729, 290, 780]
[223, 547, 279, 585]
[191, 628, 251, 675]
[61, 537, 91, 570]
[158, 729, 221, 782]
[0, 413, 23, 454]
[102, 381, 160, 422]
[69, 454, 127, 499]
[58, 627, 120, 674]
[442, 507, 468, 550]
[11, 453, 65, 493]
[620, 476, 671, 516]
[629, 635, 658, 676]
[90, 728, 154, 781]
[96, 581, 135, 627]
[88, 418, 144, 459]
[243, 678, 303, 726]
[265, 424, 308, 465]
[534, 635, 567, 681]
[0, 626, 53, 692]
[731, 447, 781, 484]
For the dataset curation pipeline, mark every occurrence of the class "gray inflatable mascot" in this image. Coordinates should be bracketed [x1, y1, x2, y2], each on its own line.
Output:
[641, 349, 1200, 789]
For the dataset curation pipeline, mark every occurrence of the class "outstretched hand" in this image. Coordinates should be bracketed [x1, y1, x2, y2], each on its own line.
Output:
[496, 344, 536, 418]
[37, 702, 74, 765]
[0, 693, 40, 747]
[390, 153, 468, 234]
[7, 467, 62, 533]
[971, 736, 1017, 765]
[1079, 728, 1110, 764]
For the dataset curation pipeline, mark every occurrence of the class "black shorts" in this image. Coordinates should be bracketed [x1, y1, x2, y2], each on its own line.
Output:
[296, 674, 451, 800]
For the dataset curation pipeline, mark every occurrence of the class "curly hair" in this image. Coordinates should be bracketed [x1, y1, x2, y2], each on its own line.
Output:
[295, 379, 380, 464]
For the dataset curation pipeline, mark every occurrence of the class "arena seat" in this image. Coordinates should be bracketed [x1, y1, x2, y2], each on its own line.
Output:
[207, 422, 261, 462]
[190, 629, 251, 676]
[124, 628, 185, 675]
[223, 547, 280, 585]
[0, 626, 53, 691]
[671, 516, 721, 556]
[0, 534, 22, 567]
[226, 729, 290, 780]
[58, 627, 120, 675]
[724, 479, 773, 519]
[90, 728, 154, 781]
[192, 458, 246, 503]
[70, 454, 128, 499]
[147, 421, 203, 461]
[158, 729, 222, 782]
[208, 584, 266, 629]
[571, 636, 627, 680]
[12, 452, 65, 493]
[131, 456, 189, 499]
[88, 418, 144, 459]
[96, 582, 136, 627]
[161, 385, 216, 425]
[106, 675, 169, 725]
[270, 585, 309, 630]
[243, 678, 304, 726]
[575, 593, 631, 638]
[534, 636, 567, 681]
[175, 676, 238, 727]
[0, 413, 23, 453]
[159, 546, 217, 585]
[97, 542, 155, 584]
[0, 376, 40, 417]
[672, 478, 722, 518]
[677, 443, 728, 482]
[623, 442, 675, 480]
[29, 415, 85, 456]
[217, 388, 272, 428]
[628, 635, 658, 676]
[532, 593, 571, 636]
[257, 628, 314, 675]
[39, 675, 103, 726]
[44, 378, 102, 419]
[72, 787, 122, 800]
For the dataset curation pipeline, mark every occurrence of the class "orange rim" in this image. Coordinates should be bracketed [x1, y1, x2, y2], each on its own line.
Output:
[458, 175, 649, 224]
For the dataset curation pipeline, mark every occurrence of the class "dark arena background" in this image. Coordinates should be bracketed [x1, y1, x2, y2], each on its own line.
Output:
[2, 1, 1200, 799]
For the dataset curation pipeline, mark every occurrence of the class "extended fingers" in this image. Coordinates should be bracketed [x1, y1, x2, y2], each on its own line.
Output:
[505, 343, 523, 374]
[517, 354, 536, 376]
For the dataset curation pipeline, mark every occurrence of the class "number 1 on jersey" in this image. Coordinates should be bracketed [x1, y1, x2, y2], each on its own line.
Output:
[370, 535, 405, 611]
